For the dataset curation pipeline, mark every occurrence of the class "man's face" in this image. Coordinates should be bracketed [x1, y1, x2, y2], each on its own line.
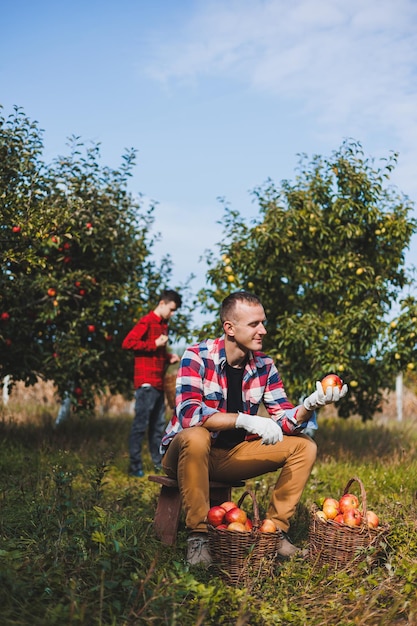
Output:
[224, 301, 267, 352]
[158, 300, 178, 320]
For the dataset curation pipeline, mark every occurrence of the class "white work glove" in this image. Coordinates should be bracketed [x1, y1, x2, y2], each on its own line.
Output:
[235, 412, 283, 445]
[303, 381, 348, 412]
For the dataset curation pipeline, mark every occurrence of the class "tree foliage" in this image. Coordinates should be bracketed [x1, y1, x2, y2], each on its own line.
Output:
[198, 140, 417, 420]
[0, 106, 192, 411]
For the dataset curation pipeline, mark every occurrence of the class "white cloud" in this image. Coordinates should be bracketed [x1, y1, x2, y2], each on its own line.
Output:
[146, 0, 417, 197]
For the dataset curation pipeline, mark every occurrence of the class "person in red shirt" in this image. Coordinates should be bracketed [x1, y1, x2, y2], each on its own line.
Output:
[122, 289, 182, 477]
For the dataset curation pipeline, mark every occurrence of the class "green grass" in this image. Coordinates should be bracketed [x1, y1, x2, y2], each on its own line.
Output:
[1, 403, 417, 625]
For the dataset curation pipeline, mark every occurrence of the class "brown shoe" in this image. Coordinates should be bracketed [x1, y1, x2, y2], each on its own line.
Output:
[186, 533, 212, 567]
[277, 532, 308, 559]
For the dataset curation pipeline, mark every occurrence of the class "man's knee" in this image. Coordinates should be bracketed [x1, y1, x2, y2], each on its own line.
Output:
[177, 426, 211, 455]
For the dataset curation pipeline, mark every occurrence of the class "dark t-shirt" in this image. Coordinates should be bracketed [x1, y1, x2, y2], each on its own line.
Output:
[213, 362, 246, 449]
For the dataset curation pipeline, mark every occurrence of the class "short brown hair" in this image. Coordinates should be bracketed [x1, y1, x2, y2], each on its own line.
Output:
[220, 291, 261, 323]
[160, 289, 182, 309]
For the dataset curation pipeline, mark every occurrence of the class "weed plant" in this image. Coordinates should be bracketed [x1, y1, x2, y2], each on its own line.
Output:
[0, 402, 417, 625]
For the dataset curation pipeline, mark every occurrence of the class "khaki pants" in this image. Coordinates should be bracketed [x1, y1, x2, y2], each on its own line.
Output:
[162, 427, 317, 533]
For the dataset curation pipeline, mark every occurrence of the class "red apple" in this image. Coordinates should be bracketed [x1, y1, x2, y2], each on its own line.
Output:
[79, 289, 86, 296]
[63, 256, 71, 263]
[224, 507, 247, 525]
[1, 312, 10, 321]
[86, 222, 93, 229]
[245, 518, 253, 531]
[87, 324, 96, 333]
[63, 242, 71, 250]
[12, 225, 21, 233]
[217, 523, 228, 530]
[366, 510, 379, 529]
[227, 521, 247, 532]
[47, 288, 56, 297]
[334, 513, 344, 524]
[220, 501, 237, 512]
[207, 505, 226, 527]
[322, 498, 339, 520]
[343, 508, 362, 527]
[321, 374, 343, 392]
[74, 387, 83, 397]
[259, 519, 276, 533]
[339, 493, 359, 513]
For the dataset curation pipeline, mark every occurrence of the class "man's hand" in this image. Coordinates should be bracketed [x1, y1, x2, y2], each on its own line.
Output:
[235, 412, 283, 445]
[155, 334, 169, 348]
[303, 381, 348, 412]
[169, 353, 180, 364]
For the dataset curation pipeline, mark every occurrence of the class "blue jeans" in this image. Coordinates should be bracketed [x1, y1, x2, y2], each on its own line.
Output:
[129, 385, 166, 473]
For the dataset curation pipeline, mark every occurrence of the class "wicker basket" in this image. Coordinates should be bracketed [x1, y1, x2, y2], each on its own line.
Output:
[208, 490, 282, 585]
[308, 476, 390, 571]
[164, 372, 177, 409]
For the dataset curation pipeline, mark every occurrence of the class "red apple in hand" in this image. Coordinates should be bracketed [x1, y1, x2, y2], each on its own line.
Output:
[225, 507, 247, 525]
[207, 505, 226, 527]
[321, 374, 343, 392]
[339, 493, 359, 513]
[322, 497, 339, 520]
[343, 508, 362, 527]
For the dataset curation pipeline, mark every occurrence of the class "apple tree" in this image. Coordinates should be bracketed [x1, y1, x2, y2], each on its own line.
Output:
[198, 140, 417, 421]
[0, 106, 192, 412]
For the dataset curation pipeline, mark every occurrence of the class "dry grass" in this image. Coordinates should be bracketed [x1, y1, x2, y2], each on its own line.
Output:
[4, 376, 417, 426]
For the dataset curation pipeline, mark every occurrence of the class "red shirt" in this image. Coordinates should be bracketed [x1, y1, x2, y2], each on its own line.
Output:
[122, 311, 171, 390]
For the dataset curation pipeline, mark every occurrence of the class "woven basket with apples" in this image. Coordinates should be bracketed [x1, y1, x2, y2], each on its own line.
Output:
[309, 476, 390, 570]
[207, 490, 282, 585]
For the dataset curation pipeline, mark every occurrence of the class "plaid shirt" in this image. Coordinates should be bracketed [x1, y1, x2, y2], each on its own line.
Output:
[122, 311, 171, 391]
[161, 335, 315, 452]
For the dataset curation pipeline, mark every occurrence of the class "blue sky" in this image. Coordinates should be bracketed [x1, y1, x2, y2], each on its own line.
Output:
[2, 0, 417, 302]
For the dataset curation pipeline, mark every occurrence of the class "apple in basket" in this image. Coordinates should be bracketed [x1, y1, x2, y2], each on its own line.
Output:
[322, 497, 339, 519]
[224, 507, 247, 525]
[315, 510, 327, 522]
[339, 493, 359, 513]
[227, 522, 247, 532]
[366, 510, 379, 529]
[334, 513, 344, 524]
[207, 505, 226, 527]
[259, 519, 276, 533]
[343, 507, 362, 527]
[220, 501, 237, 512]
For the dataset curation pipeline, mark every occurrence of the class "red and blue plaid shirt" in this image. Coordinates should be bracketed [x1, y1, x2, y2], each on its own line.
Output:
[161, 336, 315, 452]
[122, 311, 171, 391]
